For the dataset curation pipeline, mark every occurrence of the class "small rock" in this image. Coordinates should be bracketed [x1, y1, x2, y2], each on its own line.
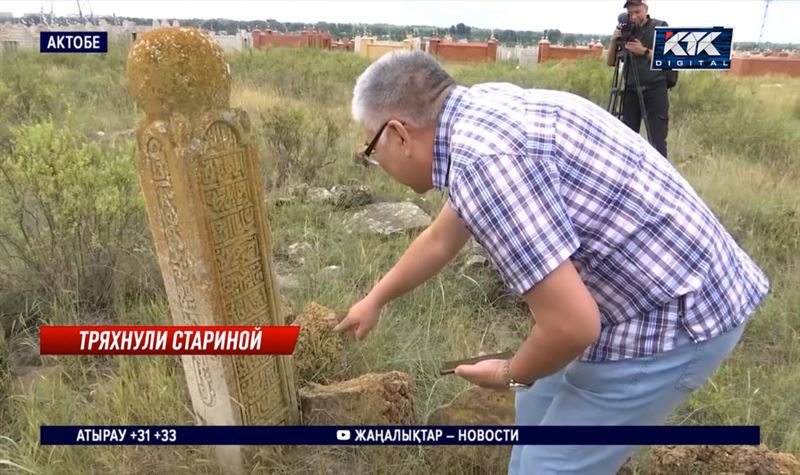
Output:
[321, 265, 342, 277]
[330, 184, 373, 209]
[271, 185, 307, 207]
[9, 336, 40, 368]
[288, 183, 310, 199]
[276, 273, 300, 291]
[299, 371, 416, 425]
[286, 241, 312, 265]
[307, 187, 335, 205]
[345, 202, 431, 236]
[273, 195, 295, 207]
[292, 303, 346, 385]
[427, 386, 514, 425]
[11, 365, 62, 394]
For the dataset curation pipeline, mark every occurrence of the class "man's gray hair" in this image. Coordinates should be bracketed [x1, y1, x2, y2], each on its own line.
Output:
[352, 51, 456, 131]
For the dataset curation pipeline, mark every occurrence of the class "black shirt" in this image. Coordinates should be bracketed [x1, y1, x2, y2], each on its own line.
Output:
[621, 16, 669, 89]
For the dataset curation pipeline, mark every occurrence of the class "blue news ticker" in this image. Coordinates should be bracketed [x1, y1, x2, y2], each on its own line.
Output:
[40, 425, 761, 446]
[40, 32, 108, 53]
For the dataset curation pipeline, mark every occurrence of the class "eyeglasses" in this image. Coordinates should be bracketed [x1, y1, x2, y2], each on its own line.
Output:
[357, 121, 390, 167]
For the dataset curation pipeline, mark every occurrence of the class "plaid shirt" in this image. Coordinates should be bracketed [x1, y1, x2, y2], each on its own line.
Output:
[434, 84, 769, 362]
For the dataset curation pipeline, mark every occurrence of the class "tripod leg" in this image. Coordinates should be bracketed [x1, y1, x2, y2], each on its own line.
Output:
[621, 89, 641, 133]
[607, 52, 624, 118]
[630, 64, 654, 146]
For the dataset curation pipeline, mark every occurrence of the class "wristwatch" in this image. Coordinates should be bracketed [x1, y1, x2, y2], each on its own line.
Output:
[502, 359, 533, 391]
[644, 48, 651, 57]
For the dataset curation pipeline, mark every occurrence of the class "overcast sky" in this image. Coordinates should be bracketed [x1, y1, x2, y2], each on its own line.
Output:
[4, 0, 799, 43]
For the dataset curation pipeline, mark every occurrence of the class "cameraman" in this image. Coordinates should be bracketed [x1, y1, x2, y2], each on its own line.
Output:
[606, 0, 671, 158]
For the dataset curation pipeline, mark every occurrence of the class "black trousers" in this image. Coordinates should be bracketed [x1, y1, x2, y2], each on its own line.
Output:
[622, 83, 669, 159]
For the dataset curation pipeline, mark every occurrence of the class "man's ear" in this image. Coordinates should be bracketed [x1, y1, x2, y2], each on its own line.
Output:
[388, 120, 411, 150]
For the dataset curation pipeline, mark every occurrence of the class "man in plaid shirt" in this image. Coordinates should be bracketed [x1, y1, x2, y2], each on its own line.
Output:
[335, 51, 769, 474]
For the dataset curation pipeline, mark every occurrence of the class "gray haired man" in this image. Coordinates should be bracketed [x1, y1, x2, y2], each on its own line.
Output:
[334, 51, 768, 474]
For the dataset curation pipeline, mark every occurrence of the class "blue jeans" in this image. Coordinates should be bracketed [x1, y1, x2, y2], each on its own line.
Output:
[508, 322, 747, 475]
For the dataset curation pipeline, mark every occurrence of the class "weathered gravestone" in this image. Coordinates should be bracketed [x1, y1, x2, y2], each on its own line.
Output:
[127, 27, 298, 473]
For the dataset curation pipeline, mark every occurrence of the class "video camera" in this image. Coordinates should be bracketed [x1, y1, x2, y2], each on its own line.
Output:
[616, 12, 635, 42]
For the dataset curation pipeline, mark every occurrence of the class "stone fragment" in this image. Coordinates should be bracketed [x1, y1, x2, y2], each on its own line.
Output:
[299, 371, 416, 425]
[292, 303, 347, 385]
[346, 202, 431, 236]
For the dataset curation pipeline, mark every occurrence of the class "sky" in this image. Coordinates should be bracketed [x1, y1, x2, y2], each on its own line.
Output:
[3, 0, 799, 44]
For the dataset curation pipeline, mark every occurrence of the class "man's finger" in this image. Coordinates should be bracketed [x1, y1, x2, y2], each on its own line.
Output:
[355, 324, 370, 341]
[333, 317, 352, 332]
[453, 365, 481, 385]
[454, 364, 476, 377]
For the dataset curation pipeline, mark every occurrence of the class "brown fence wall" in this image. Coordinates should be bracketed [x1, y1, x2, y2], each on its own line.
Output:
[730, 56, 800, 77]
[251, 29, 331, 49]
[537, 39, 604, 63]
[427, 38, 497, 63]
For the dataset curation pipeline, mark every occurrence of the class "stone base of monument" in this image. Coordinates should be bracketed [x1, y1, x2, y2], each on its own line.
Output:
[299, 371, 416, 426]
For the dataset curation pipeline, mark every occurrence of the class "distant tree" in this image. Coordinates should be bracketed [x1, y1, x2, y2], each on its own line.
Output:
[544, 28, 562, 43]
[497, 29, 517, 43]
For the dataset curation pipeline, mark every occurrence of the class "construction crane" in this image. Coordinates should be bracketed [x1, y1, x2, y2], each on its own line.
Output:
[757, 0, 772, 48]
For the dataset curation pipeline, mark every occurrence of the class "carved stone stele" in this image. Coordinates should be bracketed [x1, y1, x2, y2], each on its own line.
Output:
[127, 27, 298, 473]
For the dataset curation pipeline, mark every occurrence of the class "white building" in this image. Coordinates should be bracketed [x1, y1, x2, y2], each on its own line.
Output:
[209, 30, 251, 50]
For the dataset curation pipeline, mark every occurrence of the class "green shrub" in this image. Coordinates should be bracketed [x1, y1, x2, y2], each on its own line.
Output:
[257, 102, 344, 188]
[0, 66, 60, 140]
[0, 122, 146, 309]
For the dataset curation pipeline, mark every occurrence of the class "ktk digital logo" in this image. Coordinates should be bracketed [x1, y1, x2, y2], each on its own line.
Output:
[651, 27, 733, 70]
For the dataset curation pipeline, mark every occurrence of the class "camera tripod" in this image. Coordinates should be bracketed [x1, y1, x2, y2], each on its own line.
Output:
[607, 44, 654, 147]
